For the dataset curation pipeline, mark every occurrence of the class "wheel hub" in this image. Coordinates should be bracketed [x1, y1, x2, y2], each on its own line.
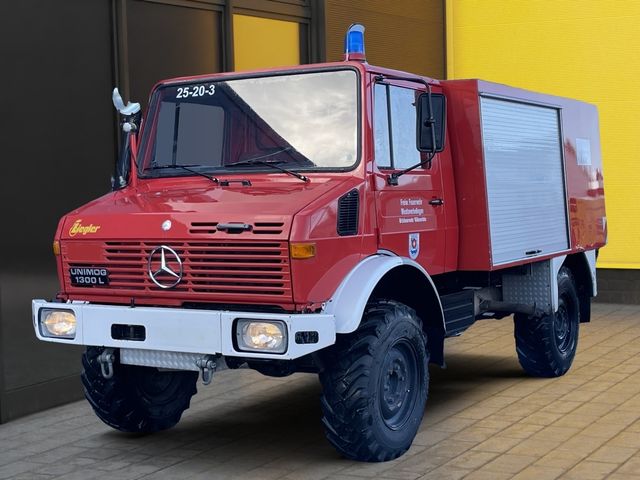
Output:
[554, 299, 573, 355]
[379, 340, 418, 430]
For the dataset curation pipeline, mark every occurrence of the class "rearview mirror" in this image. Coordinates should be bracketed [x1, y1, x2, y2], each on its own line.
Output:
[416, 93, 446, 152]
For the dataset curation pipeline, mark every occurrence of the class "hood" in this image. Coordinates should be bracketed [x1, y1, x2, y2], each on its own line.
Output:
[61, 176, 349, 241]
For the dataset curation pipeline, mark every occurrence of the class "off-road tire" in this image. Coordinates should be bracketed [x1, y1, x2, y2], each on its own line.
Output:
[514, 266, 580, 377]
[248, 360, 296, 378]
[81, 347, 198, 433]
[319, 300, 429, 462]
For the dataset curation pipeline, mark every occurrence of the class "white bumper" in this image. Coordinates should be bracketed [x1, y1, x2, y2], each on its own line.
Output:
[32, 299, 336, 360]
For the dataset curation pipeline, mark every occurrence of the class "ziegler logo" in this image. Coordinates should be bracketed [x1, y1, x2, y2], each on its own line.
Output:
[68, 219, 101, 237]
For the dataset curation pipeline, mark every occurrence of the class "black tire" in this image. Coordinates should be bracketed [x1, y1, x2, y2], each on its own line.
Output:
[81, 347, 198, 433]
[514, 266, 580, 377]
[319, 300, 429, 462]
[247, 360, 296, 378]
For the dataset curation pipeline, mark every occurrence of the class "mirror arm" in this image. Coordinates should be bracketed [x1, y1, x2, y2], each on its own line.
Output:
[374, 73, 432, 92]
[387, 151, 436, 186]
[128, 131, 139, 188]
[426, 87, 437, 163]
[374, 74, 437, 186]
[111, 88, 142, 190]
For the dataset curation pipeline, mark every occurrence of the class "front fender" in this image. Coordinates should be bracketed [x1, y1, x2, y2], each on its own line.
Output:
[324, 254, 445, 335]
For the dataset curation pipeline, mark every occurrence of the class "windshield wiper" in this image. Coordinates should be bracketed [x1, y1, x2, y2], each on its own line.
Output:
[226, 149, 309, 183]
[148, 164, 219, 184]
[228, 147, 293, 165]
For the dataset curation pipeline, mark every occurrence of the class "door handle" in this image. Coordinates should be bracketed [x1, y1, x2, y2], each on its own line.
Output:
[429, 198, 444, 206]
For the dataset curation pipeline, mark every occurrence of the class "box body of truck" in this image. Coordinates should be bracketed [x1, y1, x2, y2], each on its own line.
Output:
[443, 79, 605, 271]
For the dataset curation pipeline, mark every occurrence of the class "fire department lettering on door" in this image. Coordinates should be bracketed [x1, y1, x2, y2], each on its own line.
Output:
[399, 198, 426, 224]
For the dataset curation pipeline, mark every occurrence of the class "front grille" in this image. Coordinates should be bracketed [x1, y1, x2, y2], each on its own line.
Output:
[65, 240, 291, 300]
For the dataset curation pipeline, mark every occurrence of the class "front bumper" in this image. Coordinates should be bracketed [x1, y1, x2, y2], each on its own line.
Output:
[32, 299, 336, 361]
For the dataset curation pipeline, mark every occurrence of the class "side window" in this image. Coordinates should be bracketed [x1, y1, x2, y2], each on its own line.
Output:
[373, 83, 421, 170]
[374, 84, 391, 168]
[390, 87, 421, 169]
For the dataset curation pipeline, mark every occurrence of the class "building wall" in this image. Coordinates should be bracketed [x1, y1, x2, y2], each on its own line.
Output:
[324, 0, 445, 78]
[125, 0, 224, 106]
[0, 0, 116, 422]
[0, 0, 313, 423]
[234, 14, 301, 70]
[445, 1, 640, 283]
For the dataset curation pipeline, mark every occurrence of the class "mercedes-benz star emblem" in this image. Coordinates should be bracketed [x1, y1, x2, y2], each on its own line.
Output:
[148, 245, 183, 289]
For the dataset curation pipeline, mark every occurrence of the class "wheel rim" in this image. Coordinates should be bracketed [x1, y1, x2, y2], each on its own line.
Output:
[379, 339, 419, 430]
[554, 297, 574, 355]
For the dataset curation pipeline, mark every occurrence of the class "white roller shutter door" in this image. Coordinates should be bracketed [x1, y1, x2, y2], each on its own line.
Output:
[480, 97, 569, 266]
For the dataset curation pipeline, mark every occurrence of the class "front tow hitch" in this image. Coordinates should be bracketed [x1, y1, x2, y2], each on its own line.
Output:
[98, 348, 116, 379]
[196, 355, 218, 385]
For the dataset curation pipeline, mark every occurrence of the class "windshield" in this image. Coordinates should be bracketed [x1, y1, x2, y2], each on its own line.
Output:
[138, 69, 359, 177]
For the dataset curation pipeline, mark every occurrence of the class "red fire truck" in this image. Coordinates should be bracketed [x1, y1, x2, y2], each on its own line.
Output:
[33, 25, 606, 462]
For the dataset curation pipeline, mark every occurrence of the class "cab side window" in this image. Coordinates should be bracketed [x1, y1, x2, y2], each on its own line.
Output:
[374, 84, 421, 170]
[374, 84, 391, 168]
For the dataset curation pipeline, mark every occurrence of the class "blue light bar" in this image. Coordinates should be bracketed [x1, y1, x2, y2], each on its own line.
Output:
[344, 23, 366, 61]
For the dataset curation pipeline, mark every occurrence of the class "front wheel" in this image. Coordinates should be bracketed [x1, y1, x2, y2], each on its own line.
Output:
[514, 266, 580, 377]
[81, 347, 198, 433]
[319, 300, 429, 462]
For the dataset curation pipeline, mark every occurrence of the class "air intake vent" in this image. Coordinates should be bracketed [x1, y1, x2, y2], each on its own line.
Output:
[190, 222, 218, 234]
[253, 222, 284, 235]
[337, 189, 359, 236]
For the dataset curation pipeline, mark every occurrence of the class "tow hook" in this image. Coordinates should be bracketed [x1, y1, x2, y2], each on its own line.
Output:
[98, 348, 116, 379]
[196, 355, 217, 385]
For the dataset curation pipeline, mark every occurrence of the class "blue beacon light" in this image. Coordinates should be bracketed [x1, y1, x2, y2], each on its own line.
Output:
[344, 23, 366, 61]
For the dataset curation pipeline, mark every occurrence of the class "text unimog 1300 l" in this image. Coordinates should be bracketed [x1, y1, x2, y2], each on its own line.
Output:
[33, 25, 606, 461]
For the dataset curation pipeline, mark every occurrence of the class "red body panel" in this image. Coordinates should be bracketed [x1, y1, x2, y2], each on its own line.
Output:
[57, 173, 363, 309]
[54, 62, 605, 311]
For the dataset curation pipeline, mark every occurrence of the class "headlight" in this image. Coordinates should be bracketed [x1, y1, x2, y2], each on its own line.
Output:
[40, 309, 76, 339]
[236, 320, 287, 354]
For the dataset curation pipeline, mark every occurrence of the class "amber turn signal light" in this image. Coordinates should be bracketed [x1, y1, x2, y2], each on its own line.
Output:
[290, 242, 316, 259]
[52, 240, 61, 256]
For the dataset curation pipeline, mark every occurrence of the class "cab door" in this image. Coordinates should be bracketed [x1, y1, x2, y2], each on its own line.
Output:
[372, 82, 447, 274]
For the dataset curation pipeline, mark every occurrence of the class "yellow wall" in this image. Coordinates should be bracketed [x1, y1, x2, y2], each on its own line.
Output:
[446, 0, 640, 269]
[233, 14, 300, 71]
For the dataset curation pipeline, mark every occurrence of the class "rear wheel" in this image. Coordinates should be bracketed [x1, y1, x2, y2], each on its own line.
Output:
[319, 300, 429, 462]
[81, 347, 198, 433]
[514, 266, 580, 377]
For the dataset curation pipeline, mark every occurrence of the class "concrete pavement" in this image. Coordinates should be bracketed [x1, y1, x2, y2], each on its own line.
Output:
[0, 302, 639, 479]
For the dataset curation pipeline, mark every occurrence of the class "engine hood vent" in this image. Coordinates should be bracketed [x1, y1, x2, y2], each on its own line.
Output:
[190, 222, 218, 235]
[189, 221, 284, 235]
